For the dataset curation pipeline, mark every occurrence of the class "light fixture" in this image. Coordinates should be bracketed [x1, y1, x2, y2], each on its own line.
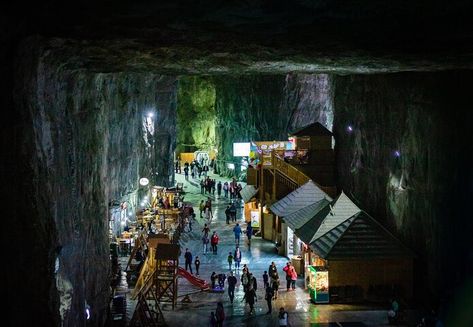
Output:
[347, 125, 353, 133]
[139, 177, 149, 186]
[394, 150, 401, 157]
[147, 112, 154, 118]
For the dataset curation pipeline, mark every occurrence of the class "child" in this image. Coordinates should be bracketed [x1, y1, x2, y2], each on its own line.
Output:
[227, 252, 234, 270]
[195, 256, 201, 276]
[263, 271, 269, 288]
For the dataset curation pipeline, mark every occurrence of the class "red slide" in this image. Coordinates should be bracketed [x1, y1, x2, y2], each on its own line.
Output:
[177, 267, 210, 290]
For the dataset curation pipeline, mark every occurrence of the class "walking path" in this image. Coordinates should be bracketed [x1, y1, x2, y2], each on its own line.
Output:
[158, 172, 396, 326]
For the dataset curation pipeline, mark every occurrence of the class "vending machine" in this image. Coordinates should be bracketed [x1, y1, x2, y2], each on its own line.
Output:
[308, 266, 329, 303]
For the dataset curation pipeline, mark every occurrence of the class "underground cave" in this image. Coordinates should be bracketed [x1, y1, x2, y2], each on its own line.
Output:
[3, 1, 473, 326]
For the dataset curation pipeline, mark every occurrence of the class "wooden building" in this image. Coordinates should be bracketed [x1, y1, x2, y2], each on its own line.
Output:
[308, 192, 414, 303]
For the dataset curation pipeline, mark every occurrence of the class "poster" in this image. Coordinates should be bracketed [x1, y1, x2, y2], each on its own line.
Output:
[250, 210, 260, 228]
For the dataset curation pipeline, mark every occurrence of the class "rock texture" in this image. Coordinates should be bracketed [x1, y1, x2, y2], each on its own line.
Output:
[283, 73, 334, 133]
[332, 72, 473, 304]
[213, 75, 288, 175]
[176, 77, 216, 153]
[8, 40, 177, 326]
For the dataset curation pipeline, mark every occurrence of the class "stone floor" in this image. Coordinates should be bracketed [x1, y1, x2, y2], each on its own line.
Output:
[123, 172, 415, 326]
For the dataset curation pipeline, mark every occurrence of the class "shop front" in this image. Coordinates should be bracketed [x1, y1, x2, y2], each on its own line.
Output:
[308, 266, 329, 303]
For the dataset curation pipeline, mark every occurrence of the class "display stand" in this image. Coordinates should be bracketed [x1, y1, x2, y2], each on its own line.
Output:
[308, 266, 329, 303]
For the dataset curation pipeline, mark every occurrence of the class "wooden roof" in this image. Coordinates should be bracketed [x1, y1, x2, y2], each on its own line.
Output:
[270, 180, 332, 217]
[290, 122, 333, 137]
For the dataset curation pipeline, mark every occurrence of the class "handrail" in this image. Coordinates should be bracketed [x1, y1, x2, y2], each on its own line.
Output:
[272, 153, 311, 187]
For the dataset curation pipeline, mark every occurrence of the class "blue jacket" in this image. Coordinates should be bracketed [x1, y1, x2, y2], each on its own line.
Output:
[233, 225, 242, 236]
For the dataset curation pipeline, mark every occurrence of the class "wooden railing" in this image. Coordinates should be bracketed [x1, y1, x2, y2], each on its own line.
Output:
[131, 247, 157, 299]
[272, 154, 311, 186]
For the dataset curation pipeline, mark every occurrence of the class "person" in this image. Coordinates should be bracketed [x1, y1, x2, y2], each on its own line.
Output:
[218, 273, 226, 289]
[278, 307, 288, 327]
[184, 248, 193, 274]
[199, 200, 205, 217]
[265, 285, 275, 314]
[209, 311, 217, 327]
[289, 264, 297, 290]
[215, 302, 225, 327]
[271, 273, 280, 299]
[227, 252, 234, 270]
[233, 223, 242, 245]
[211, 272, 217, 289]
[202, 234, 209, 254]
[225, 205, 231, 224]
[188, 214, 193, 232]
[282, 262, 294, 291]
[223, 182, 229, 198]
[250, 273, 257, 292]
[184, 165, 189, 180]
[205, 206, 211, 221]
[195, 256, 201, 276]
[205, 198, 213, 217]
[244, 287, 257, 315]
[263, 271, 269, 288]
[227, 271, 237, 304]
[202, 223, 210, 237]
[234, 246, 242, 270]
[387, 298, 400, 324]
[200, 180, 205, 194]
[246, 223, 253, 246]
[241, 270, 250, 292]
[269, 262, 278, 279]
[229, 202, 237, 222]
[211, 231, 219, 254]
[217, 181, 222, 197]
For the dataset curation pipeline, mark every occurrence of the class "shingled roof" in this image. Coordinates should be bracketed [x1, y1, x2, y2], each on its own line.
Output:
[270, 180, 332, 217]
[309, 192, 413, 260]
[290, 122, 333, 137]
[240, 185, 259, 203]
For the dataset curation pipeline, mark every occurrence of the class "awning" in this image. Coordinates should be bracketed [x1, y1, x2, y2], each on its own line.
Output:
[240, 185, 259, 203]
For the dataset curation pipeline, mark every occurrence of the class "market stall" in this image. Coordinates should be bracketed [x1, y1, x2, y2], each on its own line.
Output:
[308, 266, 329, 303]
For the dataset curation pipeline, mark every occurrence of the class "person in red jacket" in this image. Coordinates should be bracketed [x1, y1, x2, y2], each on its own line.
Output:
[282, 262, 297, 291]
[211, 231, 219, 254]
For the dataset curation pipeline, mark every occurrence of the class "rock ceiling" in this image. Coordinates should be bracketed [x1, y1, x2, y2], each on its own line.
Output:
[10, 0, 473, 74]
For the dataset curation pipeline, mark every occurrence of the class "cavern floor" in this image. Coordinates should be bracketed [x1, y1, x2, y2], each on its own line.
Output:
[117, 173, 421, 326]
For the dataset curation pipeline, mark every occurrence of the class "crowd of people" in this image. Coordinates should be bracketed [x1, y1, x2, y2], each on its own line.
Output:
[174, 161, 292, 326]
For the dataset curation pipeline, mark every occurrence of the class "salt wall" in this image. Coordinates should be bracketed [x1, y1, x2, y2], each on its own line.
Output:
[9, 40, 177, 326]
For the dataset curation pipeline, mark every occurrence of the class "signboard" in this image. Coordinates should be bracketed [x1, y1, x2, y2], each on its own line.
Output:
[233, 142, 251, 157]
[249, 141, 289, 167]
[250, 210, 260, 228]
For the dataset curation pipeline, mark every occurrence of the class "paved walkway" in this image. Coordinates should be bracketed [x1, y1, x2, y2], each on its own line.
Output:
[156, 172, 401, 326]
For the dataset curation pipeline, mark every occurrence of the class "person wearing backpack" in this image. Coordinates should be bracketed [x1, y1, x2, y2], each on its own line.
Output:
[278, 307, 289, 326]
[215, 302, 225, 327]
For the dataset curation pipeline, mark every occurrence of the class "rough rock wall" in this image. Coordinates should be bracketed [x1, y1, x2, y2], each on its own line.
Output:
[176, 76, 216, 154]
[10, 39, 177, 326]
[332, 72, 473, 305]
[283, 73, 334, 132]
[213, 75, 287, 175]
